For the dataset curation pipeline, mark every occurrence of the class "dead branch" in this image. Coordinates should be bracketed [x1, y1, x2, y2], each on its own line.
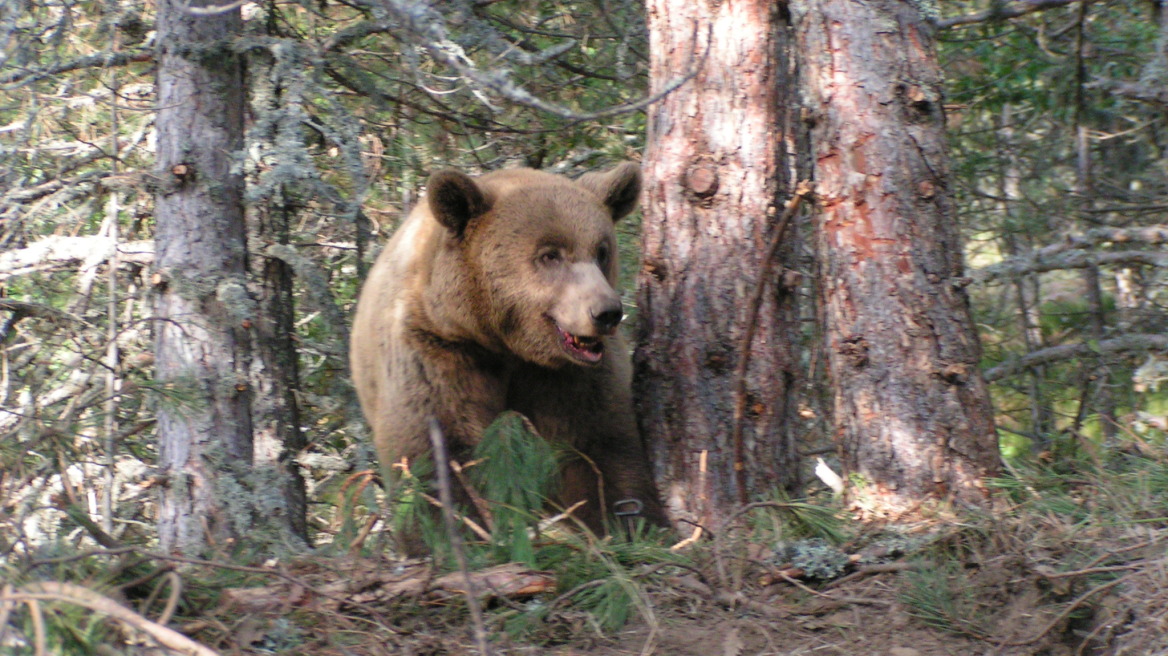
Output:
[419, 491, 494, 542]
[1088, 78, 1168, 108]
[668, 575, 791, 620]
[773, 570, 890, 608]
[428, 418, 494, 656]
[936, 0, 1085, 29]
[998, 575, 1130, 646]
[821, 561, 920, 589]
[449, 459, 495, 530]
[0, 49, 153, 86]
[222, 562, 555, 613]
[0, 235, 153, 281]
[730, 182, 812, 504]
[379, 0, 704, 121]
[966, 226, 1168, 285]
[970, 249, 1168, 285]
[0, 582, 219, 656]
[984, 334, 1168, 382]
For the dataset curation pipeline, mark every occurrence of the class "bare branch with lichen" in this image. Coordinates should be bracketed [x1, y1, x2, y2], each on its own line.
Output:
[985, 334, 1168, 382]
[379, 0, 701, 120]
[969, 226, 1168, 285]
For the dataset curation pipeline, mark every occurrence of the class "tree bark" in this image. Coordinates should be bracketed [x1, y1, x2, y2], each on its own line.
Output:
[636, 0, 799, 531]
[153, 0, 253, 554]
[793, 0, 999, 512]
[246, 49, 315, 547]
[251, 198, 309, 544]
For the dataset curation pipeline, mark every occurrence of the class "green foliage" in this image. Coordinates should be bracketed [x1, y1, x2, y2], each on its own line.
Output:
[388, 453, 451, 560]
[943, 0, 1168, 454]
[571, 576, 636, 631]
[379, 409, 688, 638]
[900, 560, 987, 637]
[471, 411, 561, 565]
[501, 530, 685, 640]
[756, 491, 848, 544]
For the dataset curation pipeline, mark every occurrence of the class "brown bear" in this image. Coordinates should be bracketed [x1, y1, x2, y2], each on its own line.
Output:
[350, 162, 669, 549]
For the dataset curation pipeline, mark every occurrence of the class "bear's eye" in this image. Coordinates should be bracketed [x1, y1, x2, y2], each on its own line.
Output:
[539, 249, 562, 265]
[597, 245, 610, 267]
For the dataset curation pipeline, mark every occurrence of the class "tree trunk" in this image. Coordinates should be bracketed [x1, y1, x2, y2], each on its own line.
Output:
[995, 105, 1052, 446]
[251, 197, 309, 545]
[1074, 4, 1117, 442]
[246, 50, 315, 547]
[153, 0, 253, 554]
[793, 0, 999, 512]
[636, 0, 799, 531]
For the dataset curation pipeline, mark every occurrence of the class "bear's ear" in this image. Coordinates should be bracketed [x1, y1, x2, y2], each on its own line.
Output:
[427, 170, 489, 236]
[576, 162, 642, 222]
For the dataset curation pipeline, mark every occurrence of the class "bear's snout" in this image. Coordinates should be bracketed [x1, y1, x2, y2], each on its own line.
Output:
[591, 304, 623, 333]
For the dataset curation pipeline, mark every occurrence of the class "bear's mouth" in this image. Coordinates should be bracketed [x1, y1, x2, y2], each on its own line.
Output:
[553, 323, 605, 364]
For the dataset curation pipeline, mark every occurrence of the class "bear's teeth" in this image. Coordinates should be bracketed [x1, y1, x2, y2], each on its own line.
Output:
[566, 333, 603, 357]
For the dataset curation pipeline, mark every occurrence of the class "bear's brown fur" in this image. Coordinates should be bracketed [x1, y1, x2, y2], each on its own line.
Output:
[350, 163, 669, 548]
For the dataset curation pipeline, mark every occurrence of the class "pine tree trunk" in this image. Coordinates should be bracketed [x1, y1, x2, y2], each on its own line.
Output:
[636, 0, 799, 531]
[153, 0, 252, 554]
[793, 0, 999, 511]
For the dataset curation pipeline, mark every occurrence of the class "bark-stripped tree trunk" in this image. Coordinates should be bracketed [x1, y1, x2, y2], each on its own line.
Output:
[637, 0, 799, 531]
[153, 0, 254, 554]
[794, 0, 999, 511]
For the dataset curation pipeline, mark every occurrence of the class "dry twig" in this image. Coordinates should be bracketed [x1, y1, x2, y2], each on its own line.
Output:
[729, 183, 812, 503]
[0, 582, 219, 656]
[428, 418, 494, 656]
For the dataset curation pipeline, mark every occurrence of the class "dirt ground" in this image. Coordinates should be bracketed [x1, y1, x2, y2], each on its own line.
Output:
[496, 576, 1065, 656]
[197, 547, 1161, 656]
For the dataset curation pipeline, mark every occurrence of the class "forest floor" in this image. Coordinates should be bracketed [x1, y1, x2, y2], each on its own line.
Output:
[172, 479, 1168, 656]
[8, 458, 1168, 655]
[180, 528, 1168, 656]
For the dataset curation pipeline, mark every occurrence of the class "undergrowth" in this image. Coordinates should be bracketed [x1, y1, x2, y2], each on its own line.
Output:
[896, 448, 1168, 651]
[7, 426, 1168, 654]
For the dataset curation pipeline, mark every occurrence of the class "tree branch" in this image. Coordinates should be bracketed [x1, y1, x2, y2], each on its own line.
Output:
[0, 298, 88, 326]
[379, 0, 702, 120]
[1, 49, 153, 86]
[936, 0, 1085, 29]
[0, 236, 153, 281]
[970, 226, 1168, 284]
[1088, 78, 1168, 108]
[0, 582, 219, 656]
[262, 244, 350, 348]
[985, 334, 1168, 382]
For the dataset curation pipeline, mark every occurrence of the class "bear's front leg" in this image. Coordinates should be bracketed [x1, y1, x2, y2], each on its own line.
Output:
[374, 344, 510, 555]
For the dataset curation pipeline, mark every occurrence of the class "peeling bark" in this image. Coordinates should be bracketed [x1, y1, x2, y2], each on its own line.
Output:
[793, 0, 999, 511]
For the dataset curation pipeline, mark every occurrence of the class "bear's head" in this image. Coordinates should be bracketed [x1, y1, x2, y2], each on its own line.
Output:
[425, 163, 641, 369]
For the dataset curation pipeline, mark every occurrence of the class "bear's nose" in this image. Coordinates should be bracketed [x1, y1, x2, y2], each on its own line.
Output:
[592, 306, 624, 332]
